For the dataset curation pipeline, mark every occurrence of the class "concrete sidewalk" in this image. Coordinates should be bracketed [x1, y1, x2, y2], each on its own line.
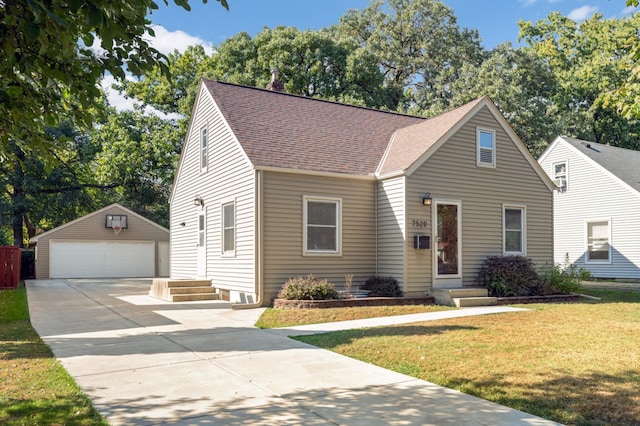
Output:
[26, 279, 560, 425]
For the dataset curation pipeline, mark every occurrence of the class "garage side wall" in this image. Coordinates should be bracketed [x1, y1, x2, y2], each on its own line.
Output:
[34, 205, 169, 279]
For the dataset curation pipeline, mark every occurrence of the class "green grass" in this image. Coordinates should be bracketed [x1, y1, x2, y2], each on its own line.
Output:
[0, 284, 107, 425]
[255, 304, 453, 328]
[286, 290, 640, 425]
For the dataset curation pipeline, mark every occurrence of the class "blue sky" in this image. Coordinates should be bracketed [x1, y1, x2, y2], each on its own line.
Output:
[105, 0, 636, 111]
[146, 0, 636, 54]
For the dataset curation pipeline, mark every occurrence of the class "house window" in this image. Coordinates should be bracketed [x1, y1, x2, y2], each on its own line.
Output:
[304, 196, 341, 255]
[200, 127, 208, 171]
[553, 162, 567, 193]
[222, 202, 235, 254]
[197, 210, 205, 247]
[503, 206, 525, 254]
[477, 128, 496, 168]
[586, 220, 610, 262]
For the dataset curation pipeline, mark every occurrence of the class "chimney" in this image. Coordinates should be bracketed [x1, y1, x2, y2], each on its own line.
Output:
[266, 68, 285, 92]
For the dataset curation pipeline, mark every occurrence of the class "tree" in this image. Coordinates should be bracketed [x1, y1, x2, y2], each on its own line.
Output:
[0, 0, 228, 164]
[0, 121, 112, 247]
[448, 43, 560, 155]
[336, 0, 484, 112]
[92, 107, 183, 228]
[519, 12, 640, 149]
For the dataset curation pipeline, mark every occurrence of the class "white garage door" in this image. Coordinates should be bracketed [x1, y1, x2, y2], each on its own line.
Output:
[50, 240, 155, 278]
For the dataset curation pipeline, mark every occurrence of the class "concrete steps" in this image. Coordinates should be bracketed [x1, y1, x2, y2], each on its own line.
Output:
[149, 278, 220, 302]
[431, 287, 497, 307]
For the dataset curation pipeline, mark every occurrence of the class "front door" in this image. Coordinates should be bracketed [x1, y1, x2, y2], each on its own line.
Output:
[433, 200, 462, 288]
[197, 208, 206, 277]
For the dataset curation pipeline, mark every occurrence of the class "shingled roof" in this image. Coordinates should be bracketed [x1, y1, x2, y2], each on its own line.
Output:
[561, 136, 640, 193]
[202, 79, 487, 177]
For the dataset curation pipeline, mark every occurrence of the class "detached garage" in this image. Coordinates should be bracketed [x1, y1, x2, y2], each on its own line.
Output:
[30, 204, 169, 279]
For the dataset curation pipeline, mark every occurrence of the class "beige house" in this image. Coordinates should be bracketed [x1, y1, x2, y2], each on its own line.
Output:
[30, 203, 169, 279]
[169, 79, 555, 306]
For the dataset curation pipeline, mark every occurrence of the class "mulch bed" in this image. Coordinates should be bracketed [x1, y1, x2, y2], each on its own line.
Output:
[496, 294, 581, 304]
[273, 293, 582, 309]
[272, 296, 435, 309]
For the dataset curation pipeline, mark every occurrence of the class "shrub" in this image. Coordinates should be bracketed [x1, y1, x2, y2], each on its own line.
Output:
[278, 275, 340, 300]
[476, 256, 542, 297]
[361, 276, 403, 297]
[540, 255, 591, 295]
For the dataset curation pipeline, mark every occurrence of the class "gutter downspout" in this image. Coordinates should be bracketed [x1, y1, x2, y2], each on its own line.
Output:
[232, 169, 264, 309]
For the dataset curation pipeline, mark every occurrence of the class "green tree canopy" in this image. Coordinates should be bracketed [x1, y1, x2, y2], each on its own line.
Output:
[0, 0, 228, 164]
[519, 11, 640, 149]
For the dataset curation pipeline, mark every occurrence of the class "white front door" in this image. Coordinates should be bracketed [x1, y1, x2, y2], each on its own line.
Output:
[197, 208, 206, 277]
[433, 200, 462, 288]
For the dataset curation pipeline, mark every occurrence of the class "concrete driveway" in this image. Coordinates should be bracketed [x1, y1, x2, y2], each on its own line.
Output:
[26, 278, 559, 425]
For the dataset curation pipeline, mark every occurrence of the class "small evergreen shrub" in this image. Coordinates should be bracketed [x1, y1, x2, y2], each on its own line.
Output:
[278, 275, 341, 300]
[476, 256, 542, 297]
[540, 255, 591, 295]
[361, 276, 403, 297]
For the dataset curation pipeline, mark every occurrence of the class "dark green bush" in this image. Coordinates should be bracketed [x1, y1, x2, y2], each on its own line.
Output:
[476, 256, 542, 297]
[278, 275, 341, 300]
[540, 256, 591, 295]
[361, 276, 403, 297]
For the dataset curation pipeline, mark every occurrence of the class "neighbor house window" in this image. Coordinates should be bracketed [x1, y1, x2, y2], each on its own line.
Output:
[553, 161, 568, 193]
[304, 196, 341, 255]
[586, 220, 610, 262]
[503, 206, 525, 254]
[222, 201, 235, 254]
[200, 127, 208, 171]
[477, 128, 496, 168]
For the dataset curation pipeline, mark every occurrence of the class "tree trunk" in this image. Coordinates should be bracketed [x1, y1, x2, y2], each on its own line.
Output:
[9, 142, 25, 248]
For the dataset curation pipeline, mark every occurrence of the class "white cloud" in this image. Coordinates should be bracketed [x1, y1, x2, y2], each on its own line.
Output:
[567, 5, 598, 21]
[519, 0, 538, 6]
[101, 75, 182, 121]
[145, 25, 214, 55]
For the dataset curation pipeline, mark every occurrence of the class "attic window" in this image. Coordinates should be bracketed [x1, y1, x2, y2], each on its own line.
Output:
[553, 162, 568, 193]
[200, 127, 208, 172]
[477, 128, 496, 168]
[105, 215, 128, 229]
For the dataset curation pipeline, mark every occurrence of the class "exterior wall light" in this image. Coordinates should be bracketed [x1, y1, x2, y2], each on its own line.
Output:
[422, 192, 432, 206]
[194, 196, 204, 207]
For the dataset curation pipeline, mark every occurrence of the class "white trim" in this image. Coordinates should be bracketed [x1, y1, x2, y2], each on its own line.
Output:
[552, 160, 569, 193]
[196, 207, 207, 277]
[502, 204, 527, 255]
[200, 126, 208, 173]
[476, 127, 496, 168]
[584, 218, 612, 264]
[432, 199, 463, 281]
[302, 195, 342, 256]
[221, 198, 236, 257]
[254, 165, 376, 181]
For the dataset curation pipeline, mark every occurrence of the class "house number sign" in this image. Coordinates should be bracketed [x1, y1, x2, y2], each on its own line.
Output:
[412, 219, 428, 228]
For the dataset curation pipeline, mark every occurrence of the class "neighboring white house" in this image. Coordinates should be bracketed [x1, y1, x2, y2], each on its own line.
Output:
[539, 136, 640, 279]
[169, 78, 555, 305]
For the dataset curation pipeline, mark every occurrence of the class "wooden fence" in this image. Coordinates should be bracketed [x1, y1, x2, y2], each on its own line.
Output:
[0, 246, 21, 289]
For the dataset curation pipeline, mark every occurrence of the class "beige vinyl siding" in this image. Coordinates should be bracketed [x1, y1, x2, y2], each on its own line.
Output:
[262, 171, 376, 301]
[170, 84, 256, 293]
[540, 141, 640, 278]
[407, 106, 553, 287]
[376, 177, 407, 290]
[33, 205, 168, 279]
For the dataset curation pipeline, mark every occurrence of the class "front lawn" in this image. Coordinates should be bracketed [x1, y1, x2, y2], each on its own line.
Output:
[0, 284, 107, 425]
[286, 290, 640, 425]
[255, 304, 453, 328]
